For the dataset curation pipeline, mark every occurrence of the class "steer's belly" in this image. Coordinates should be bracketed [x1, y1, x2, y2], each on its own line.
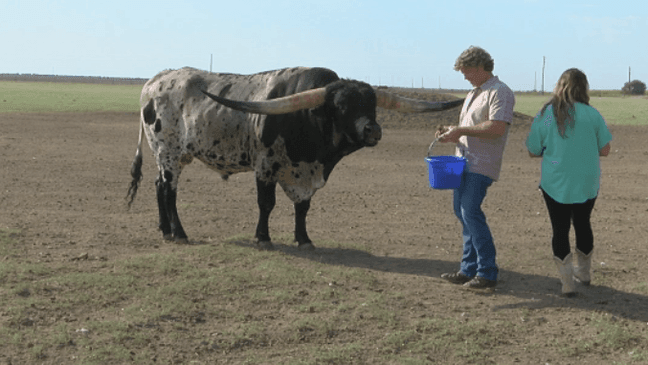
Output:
[197, 153, 254, 176]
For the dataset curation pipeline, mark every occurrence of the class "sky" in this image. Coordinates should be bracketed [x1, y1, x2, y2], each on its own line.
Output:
[2, 0, 647, 91]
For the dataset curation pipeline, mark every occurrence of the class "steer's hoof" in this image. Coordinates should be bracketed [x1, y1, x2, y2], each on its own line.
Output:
[298, 243, 315, 251]
[174, 237, 190, 245]
[163, 234, 174, 241]
[256, 241, 275, 251]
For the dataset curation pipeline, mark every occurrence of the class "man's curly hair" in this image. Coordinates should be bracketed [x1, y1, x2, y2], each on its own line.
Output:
[454, 46, 494, 72]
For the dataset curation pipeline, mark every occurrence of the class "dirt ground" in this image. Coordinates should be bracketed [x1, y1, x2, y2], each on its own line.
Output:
[1, 90, 647, 364]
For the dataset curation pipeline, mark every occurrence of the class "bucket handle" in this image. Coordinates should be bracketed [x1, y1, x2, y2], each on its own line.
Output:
[427, 127, 456, 157]
[427, 138, 440, 157]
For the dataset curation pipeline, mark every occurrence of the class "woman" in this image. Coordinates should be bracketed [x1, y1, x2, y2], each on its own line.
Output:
[526, 68, 612, 297]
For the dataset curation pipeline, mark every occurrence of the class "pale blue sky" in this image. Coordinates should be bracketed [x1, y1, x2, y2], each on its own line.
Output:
[2, 0, 646, 90]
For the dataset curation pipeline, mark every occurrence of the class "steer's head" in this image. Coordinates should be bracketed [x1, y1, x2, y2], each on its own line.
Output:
[324, 80, 382, 147]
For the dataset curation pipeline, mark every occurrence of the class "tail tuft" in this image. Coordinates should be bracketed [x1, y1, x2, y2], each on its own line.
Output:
[126, 153, 143, 209]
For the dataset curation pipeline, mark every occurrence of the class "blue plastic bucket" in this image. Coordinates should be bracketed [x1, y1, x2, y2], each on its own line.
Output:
[425, 156, 466, 189]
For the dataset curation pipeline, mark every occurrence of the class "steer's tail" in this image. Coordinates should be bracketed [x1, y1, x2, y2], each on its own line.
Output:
[126, 118, 145, 209]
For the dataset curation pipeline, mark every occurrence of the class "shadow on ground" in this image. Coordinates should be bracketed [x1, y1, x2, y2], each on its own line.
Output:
[231, 239, 648, 323]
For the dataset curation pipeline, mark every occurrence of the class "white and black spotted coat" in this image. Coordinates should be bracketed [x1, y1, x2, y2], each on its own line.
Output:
[140, 67, 378, 203]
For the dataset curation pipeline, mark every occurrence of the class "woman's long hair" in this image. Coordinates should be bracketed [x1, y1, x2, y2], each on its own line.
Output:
[540, 68, 590, 137]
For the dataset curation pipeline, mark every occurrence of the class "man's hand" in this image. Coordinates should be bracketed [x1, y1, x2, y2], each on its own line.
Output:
[436, 125, 461, 143]
[435, 125, 450, 138]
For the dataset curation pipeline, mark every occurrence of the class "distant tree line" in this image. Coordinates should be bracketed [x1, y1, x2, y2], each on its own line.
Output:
[0, 73, 147, 85]
[622, 80, 646, 95]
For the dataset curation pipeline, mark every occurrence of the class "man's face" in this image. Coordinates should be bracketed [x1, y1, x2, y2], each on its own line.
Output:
[460, 66, 488, 87]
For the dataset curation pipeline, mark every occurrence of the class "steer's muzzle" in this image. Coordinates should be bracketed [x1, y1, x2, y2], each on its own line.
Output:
[364, 124, 382, 146]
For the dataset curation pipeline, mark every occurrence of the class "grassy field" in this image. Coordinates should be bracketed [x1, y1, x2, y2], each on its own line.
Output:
[451, 91, 648, 125]
[2, 81, 646, 363]
[0, 81, 142, 113]
[3, 229, 646, 364]
[2, 81, 647, 125]
[509, 93, 648, 125]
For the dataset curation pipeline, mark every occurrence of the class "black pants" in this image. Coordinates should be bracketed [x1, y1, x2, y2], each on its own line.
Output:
[541, 189, 597, 260]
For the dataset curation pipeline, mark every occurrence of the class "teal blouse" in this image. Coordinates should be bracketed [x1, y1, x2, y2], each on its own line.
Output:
[526, 102, 613, 204]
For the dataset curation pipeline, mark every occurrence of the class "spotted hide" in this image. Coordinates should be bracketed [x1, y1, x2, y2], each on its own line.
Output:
[127, 66, 463, 250]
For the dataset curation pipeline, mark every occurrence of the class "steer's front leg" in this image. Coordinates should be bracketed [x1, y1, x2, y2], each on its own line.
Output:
[255, 178, 276, 250]
[294, 199, 314, 250]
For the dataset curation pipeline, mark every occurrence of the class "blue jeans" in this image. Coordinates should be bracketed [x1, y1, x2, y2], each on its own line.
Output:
[453, 172, 498, 281]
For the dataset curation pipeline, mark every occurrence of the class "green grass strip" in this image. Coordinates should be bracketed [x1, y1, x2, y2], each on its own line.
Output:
[3, 82, 647, 125]
[452, 92, 648, 125]
[0, 81, 142, 113]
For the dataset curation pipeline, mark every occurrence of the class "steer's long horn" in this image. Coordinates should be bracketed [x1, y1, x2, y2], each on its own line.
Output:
[375, 89, 464, 112]
[202, 87, 327, 115]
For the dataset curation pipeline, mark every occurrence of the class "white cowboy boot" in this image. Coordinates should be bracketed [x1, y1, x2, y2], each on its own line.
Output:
[554, 253, 576, 297]
[573, 248, 593, 286]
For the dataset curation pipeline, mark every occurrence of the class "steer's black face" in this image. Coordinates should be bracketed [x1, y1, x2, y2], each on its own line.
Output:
[327, 81, 382, 148]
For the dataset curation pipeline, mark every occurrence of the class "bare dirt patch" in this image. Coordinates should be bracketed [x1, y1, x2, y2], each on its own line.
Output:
[1, 92, 647, 364]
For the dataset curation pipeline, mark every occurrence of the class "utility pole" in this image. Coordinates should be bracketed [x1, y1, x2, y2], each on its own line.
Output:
[210, 54, 213, 73]
[541, 56, 546, 95]
[629, 66, 631, 83]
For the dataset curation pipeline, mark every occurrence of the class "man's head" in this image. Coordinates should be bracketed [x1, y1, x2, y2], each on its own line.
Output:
[454, 46, 494, 72]
[454, 46, 494, 87]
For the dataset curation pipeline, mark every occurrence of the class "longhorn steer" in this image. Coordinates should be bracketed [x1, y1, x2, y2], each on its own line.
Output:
[127, 67, 462, 250]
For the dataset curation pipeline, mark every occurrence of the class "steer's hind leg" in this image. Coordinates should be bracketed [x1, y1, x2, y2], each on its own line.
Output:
[155, 174, 173, 240]
[255, 178, 276, 250]
[156, 169, 188, 244]
[294, 199, 314, 250]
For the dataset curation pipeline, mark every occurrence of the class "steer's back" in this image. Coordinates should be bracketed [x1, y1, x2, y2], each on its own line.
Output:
[139, 67, 313, 177]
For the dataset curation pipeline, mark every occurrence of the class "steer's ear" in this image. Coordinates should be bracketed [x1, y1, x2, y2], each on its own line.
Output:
[375, 89, 464, 113]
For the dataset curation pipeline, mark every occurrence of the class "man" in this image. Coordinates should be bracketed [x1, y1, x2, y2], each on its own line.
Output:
[436, 46, 515, 289]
